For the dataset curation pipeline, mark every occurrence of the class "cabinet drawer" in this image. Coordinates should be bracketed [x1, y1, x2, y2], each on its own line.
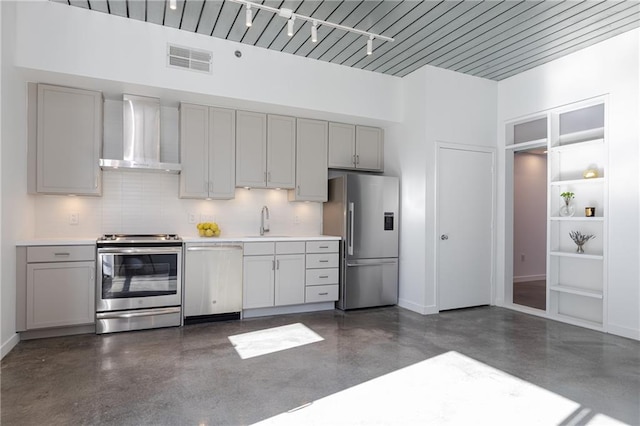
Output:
[306, 268, 339, 286]
[27, 245, 95, 263]
[306, 253, 339, 269]
[276, 241, 305, 254]
[244, 242, 275, 256]
[305, 284, 339, 303]
[306, 240, 339, 253]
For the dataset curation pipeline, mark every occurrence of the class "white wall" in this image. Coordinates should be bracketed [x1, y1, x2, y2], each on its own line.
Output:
[387, 65, 497, 314]
[513, 152, 547, 281]
[1, 1, 34, 357]
[497, 29, 640, 340]
[15, 0, 402, 124]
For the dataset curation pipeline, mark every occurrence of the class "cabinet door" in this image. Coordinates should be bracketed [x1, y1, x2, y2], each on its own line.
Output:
[209, 107, 236, 198]
[243, 255, 274, 308]
[267, 115, 296, 189]
[26, 261, 95, 329]
[236, 111, 267, 187]
[328, 122, 356, 169]
[36, 84, 102, 195]
[356, 126, 384, 171]
[179, 103, 210, 198]
[275, 254, 306, 306]
[290, 118, 328, 202]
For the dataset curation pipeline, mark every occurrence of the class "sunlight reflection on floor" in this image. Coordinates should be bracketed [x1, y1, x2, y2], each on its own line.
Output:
[228, 323, 324, 360]
[253, 351, 624, 425]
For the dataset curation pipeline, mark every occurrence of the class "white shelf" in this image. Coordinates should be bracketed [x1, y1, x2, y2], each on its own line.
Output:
[550, 177, 605, 186]
[550, 251, 603, 260]
[550, 313, 603, 331]
[550, 217, 604, 222]
[550, 137, 604, 152]
[555, 127, 605, 146]
[549, 284, 603, 299]
[505, 138, 548, 150]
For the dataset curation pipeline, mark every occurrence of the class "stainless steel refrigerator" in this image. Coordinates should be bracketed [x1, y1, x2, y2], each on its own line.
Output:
[323, 174, 399, 310]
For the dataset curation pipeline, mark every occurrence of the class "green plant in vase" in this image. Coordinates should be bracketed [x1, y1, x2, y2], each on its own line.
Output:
[560, 191, 575, 217]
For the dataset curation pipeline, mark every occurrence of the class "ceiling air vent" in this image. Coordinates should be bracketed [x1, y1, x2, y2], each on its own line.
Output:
[167, 44, 212, 74]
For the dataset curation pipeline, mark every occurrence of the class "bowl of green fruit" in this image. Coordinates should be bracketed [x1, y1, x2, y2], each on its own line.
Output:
[197, 222, 220, 237]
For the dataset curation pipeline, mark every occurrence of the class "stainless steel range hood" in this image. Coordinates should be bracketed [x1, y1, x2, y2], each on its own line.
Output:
[100, 94, 181, 173]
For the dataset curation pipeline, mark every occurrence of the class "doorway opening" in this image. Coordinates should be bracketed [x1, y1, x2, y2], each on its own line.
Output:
[512, 148, 547, 310]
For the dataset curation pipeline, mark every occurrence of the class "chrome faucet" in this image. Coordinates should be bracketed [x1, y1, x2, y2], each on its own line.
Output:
[260, 205, 270, 236]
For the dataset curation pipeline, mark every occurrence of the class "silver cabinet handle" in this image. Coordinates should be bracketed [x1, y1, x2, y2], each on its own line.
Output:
[319, 275, 329, 279]
[356, 154, 360, 165]
[319, 259, 329, 263]
[54, 252, 70, 256]
[297, 185, 300, 195]
[272, 260, 275, 270]
[319, 245, 329, 249]
[441, 234, 449, 240]
[319, 292, 329, 296]
[268, 171, 271, 182]
[276, 259, 280, 270]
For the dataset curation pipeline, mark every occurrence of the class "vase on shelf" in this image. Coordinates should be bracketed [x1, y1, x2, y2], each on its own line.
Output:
[559, 199, 575, 217]
[575, 243, 585, 254]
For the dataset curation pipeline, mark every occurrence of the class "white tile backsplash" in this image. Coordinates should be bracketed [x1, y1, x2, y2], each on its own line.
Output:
[33, 170, 323, 238]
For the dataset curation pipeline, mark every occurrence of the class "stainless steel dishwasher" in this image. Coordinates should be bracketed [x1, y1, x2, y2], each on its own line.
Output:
[183, 243, 243, 324]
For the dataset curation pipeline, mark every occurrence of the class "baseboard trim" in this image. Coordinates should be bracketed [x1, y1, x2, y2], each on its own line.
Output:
[1, 333, 20, 359]
[607, 323, 640, 341]
[513, 274, 546, 283]
[397, 299, 438, 315]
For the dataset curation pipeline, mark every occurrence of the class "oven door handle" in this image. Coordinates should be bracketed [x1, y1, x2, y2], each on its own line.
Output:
[96, 307, 181, 320]
[97, 247, 182, 255]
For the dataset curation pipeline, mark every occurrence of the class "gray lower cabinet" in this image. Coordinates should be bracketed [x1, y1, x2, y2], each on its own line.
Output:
[289, 118, 328, 202]
[30, 83, 103, 195]
[17, 245, 96, 331]
[305, 241, 339, 303]
[180, 103, 236, 199]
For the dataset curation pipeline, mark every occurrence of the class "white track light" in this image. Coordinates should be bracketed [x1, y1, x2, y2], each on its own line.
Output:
[367, 36, 373, 55]
[311, 21, 318, 43]
[169, 0, 177, 10]
[287, 16, 295, 37]
[245, 4, 252, 27]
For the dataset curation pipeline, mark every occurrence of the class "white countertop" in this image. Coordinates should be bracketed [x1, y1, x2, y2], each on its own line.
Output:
[183, 235, 341, 243]
[17, 235, 341, 246]
[16, 238, 98, 246]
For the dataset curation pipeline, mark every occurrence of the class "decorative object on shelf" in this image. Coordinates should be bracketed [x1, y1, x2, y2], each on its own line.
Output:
[585, 207, 596, 217]
[569, 230, 595, 254]
[583, 165, 599, 179]
[560, 191, 575, 217]
[197, 222, 220, 237]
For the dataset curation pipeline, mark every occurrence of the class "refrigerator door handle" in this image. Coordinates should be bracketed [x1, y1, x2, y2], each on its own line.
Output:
[348, 202, 354, 256]
[346, 260, 398, 267]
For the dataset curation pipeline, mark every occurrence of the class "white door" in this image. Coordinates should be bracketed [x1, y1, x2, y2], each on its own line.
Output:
[438, 146, 494, 311]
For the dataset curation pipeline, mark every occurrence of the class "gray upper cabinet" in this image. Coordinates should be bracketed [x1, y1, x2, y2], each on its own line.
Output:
[180, 103, 235, 199]
[328, 122, 384, 172]
[266, 115, 296, 189]
[289, 118, 328, 202]
[236, 111, 295, 189]
[33, 84, 102, 195]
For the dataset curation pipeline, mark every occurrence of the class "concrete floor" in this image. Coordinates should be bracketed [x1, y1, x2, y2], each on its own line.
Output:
[2, 306, 639, 425]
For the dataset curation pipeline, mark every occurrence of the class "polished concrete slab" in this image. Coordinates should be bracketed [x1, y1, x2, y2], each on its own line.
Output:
[2, 306, 639, 425]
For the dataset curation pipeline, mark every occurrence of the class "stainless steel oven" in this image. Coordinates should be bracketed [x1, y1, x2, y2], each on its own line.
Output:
[96, 234, 182, 334]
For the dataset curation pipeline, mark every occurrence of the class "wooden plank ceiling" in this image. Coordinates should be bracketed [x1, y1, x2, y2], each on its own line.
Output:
[53, 0, 640, 80]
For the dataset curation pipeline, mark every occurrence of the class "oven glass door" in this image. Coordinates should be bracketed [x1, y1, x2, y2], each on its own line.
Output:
[97, 247, 182, 311]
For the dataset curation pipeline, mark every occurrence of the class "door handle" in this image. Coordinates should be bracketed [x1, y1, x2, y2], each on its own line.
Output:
[440, 234, 449, 240]
[348, 202, 354, 256]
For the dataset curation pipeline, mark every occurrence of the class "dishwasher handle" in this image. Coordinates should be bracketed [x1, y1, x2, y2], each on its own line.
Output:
[187, 245, 243, 252]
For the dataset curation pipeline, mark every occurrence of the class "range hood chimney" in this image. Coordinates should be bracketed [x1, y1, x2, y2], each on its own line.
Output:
[99, 94, 181, 173]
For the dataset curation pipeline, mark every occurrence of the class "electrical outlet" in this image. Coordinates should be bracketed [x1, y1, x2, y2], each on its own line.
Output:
[188, 213, 197, 224]
[294, 215, 300, 224]
[69, 212, 79, 225]
[201, 214, 215, 223]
